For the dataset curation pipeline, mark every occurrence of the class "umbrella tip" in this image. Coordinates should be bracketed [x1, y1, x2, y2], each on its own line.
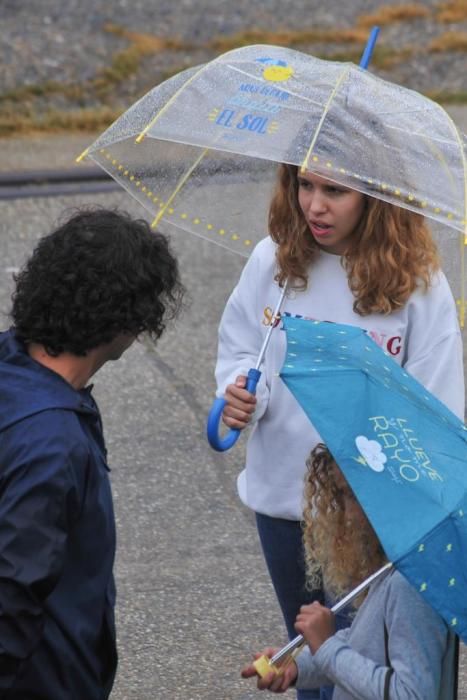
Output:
[75, 148, 89, 163]
[359, 26, 380, 69]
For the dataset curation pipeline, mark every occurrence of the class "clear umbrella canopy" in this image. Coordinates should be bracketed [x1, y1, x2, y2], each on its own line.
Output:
[80, 44, 467, 317]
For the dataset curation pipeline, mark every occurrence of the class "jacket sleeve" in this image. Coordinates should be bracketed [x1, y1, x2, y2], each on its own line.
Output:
[306, 577, 447, 700]
[404, 272, 464, 419]
[215, 241, 274, 421]
[295, 627, 351, 689]
[0, 413, 83, 693]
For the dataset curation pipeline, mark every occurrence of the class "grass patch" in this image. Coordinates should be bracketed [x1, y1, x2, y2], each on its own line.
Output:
[2, 81, 66, 102]
[308, 45, 413, 68]
[0, 107, 122, 138]
[3, 16, 467, 139]
[373, 46, 415, 69]
[104, 24, 186, 52]
[2, 81, 86, 104]
[208, 27, 369, 52]
[0, 23, 188, 136]
[429, 31, 467, 51]
[357, 3, 431, 28]
[314, 48, 366, 64]
[427, 89, 467, 104]
[92, 25, 188, 94]
[436, 1, 467, 23]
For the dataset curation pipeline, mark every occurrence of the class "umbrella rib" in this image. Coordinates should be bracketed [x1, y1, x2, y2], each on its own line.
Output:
[135, 62, 213, 144]
[151, 147, 210, 228]
[383, 122, 464, 222]
[384, 123, 460, 148]
[300, 65, 351, 173]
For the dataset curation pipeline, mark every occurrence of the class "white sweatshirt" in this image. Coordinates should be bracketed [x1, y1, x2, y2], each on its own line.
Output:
[216, 236, 465, 520]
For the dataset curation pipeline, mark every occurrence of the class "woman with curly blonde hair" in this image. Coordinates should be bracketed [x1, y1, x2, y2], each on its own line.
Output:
[270, 165, 440, 316]
[215, 165, 464, 700]
[242, 444, 456, 698]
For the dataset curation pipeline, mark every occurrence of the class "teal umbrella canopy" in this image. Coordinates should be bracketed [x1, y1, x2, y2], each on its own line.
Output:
[280, 316, 467, 642]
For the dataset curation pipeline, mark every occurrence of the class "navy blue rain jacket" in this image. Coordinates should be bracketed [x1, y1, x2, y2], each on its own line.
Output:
[0, 330, 117, 699]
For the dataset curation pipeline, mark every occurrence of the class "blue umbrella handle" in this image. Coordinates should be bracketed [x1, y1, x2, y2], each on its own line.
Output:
[206, 368, 261, 451]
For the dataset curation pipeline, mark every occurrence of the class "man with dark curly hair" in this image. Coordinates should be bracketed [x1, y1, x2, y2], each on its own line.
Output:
[0, 208, 184, 700]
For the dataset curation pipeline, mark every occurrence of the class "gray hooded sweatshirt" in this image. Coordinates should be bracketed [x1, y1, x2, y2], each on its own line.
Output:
[296, 569, 455, 699]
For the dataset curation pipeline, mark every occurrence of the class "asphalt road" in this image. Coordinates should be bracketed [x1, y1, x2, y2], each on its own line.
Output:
[1, 126, 466, 699]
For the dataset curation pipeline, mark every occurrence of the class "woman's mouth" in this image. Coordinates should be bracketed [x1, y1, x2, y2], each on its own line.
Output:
[309, 221, 333, 238]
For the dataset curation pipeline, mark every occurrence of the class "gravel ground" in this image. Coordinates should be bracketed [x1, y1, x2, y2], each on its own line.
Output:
[1, 0, 467, 118]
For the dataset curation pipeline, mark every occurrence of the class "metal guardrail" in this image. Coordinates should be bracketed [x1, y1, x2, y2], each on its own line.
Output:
[0, 167, 120, 200]
[0, 160, 277, 201]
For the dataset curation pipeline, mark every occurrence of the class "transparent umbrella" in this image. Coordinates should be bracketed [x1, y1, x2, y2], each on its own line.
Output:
[77, 31, 466, 447]
[77, 38, 466, 259]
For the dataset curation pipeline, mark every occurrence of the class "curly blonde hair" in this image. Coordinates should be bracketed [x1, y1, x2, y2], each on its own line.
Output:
[269, 165, 440, 315]
[302, 444, 386, 605]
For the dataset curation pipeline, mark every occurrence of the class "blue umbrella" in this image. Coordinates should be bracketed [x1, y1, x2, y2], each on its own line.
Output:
[280, 315, 467, 642]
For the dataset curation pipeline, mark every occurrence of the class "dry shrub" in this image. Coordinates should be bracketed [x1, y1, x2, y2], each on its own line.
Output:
[436, 1, 467, 23]
[104, 24, 185, 53]
[429, 31, 467, 51]
[357, 3, 431, 28]
[209, 27, 369, 52]
[0, 107, 121, 138]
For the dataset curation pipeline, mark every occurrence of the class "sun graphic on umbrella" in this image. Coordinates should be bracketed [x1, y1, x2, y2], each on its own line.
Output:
[255, 57, 295, 82]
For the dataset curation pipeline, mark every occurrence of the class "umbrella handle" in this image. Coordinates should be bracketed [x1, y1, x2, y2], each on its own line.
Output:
[206, 368, 261, 451]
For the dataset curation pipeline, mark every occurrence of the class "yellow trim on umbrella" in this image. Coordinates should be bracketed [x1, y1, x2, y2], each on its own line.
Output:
[437, 106, 467, 327]
[75, 147, 89, 163]
[97, 147, 253, 249]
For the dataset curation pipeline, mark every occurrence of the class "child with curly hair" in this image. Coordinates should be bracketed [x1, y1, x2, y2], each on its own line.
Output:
[242, 444, 457, 699]
[215, 166, 464, 699]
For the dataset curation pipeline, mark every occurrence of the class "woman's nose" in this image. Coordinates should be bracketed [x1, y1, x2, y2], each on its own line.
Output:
[306, 190, 327, 215]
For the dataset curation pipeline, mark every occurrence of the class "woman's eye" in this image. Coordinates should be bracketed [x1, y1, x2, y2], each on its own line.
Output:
[333, 185, 353, 195]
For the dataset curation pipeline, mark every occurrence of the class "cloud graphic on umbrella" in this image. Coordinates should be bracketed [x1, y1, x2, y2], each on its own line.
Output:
[355, 436, 387, 472]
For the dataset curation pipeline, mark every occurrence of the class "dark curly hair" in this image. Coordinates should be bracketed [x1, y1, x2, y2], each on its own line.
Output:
[11, 208, 185, 356]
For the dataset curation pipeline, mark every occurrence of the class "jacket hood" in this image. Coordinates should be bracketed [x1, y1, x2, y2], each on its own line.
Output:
[0, 329, 97, 433]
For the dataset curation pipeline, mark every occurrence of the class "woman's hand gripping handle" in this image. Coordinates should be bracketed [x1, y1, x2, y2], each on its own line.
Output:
[206, 369, 260, 451]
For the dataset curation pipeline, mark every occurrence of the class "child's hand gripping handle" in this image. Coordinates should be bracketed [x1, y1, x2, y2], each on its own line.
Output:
[206, 368, 261, 451]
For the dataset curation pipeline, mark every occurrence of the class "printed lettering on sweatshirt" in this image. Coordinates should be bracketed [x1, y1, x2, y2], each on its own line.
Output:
[261, 308, 403, 357]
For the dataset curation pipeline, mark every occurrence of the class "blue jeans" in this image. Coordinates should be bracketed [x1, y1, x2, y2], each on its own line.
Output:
[256, 513, 352, 700]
